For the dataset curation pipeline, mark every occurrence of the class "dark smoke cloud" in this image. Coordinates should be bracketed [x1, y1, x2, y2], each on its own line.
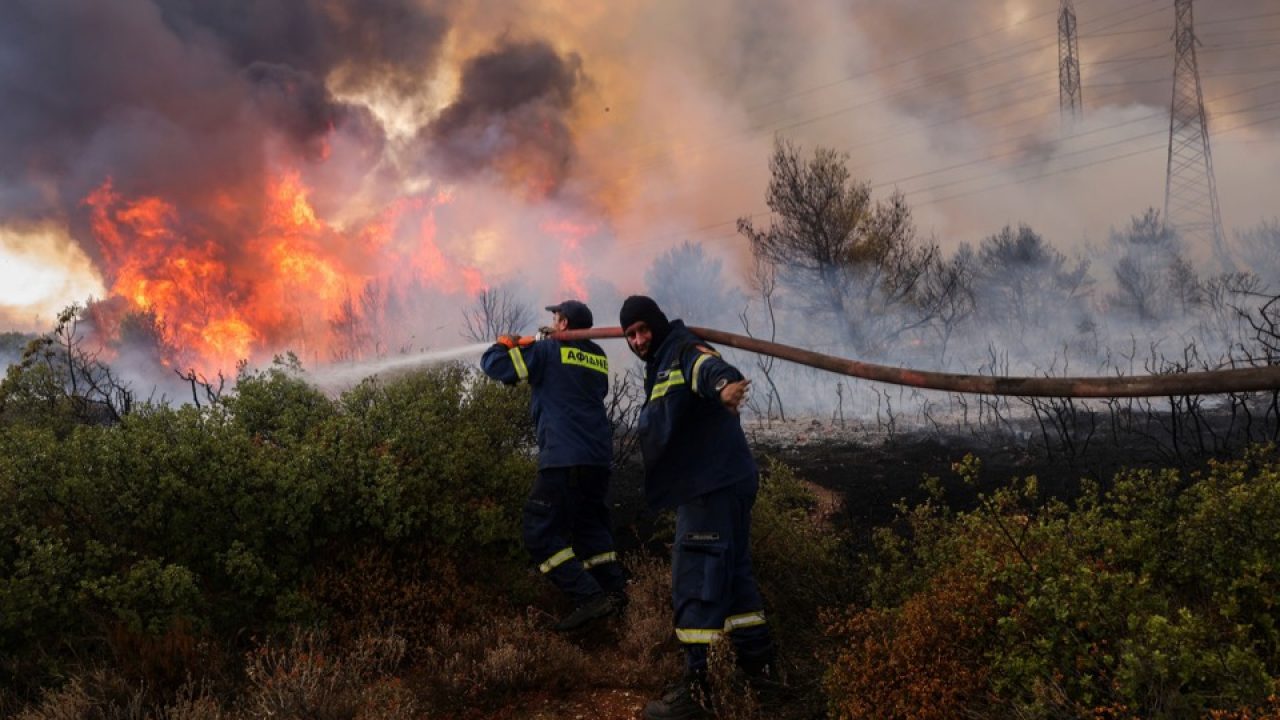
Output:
[0, 0, 445, 232]
[244, 62, 386, 163]
[421, 39, 584, 195]
[153, 0, 449, 93]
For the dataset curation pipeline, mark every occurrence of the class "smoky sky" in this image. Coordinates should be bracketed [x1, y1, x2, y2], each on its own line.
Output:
[421, 39, 585, 195]
[849, 0, 1280, 136]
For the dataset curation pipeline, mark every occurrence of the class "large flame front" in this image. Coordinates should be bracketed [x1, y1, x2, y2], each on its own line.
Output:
[81, 167, 564, 375]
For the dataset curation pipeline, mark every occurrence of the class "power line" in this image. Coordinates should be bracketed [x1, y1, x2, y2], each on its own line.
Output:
[1195, 10, 1280, 27]
[864, 75, 1280, 196]
[907, 96, 1280, 201]
[617, 1, 1280, 249]
[725, 0, 1166, 116]
[1203, 38, 1280, 51]
[649, 79, 1280, 248]
[604, 10, 1179, 196]
[830, 54, 1171, 171]
[921, 107, 1280, 206]
[876, 79, 1280, 195]
[601, 0, 1172, 183]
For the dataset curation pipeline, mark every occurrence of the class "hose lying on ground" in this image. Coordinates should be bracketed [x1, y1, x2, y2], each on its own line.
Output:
[546, 326, 1280, 399]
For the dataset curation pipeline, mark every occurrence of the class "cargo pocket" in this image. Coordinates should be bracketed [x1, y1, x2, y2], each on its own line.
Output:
[675, 533, 728, 603]
[522, 497, 555, 554]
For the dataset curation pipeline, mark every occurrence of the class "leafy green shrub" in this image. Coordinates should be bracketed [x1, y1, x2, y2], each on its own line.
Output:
[826, 448, 1280, 719]
[0, 362, 536, 696]
[753, 457, 852, 647]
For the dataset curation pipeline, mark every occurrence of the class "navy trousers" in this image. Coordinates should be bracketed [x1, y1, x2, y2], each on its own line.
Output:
[672, 476, 773, 673]
[523, 465, 625, 602]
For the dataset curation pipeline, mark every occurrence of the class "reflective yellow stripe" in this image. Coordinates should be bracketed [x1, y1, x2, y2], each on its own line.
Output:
[561, 347, 609, 374]
[649, 370, 685, 400]
[581, 551, 618, 569]
[724, 611, 767, 631]
[508, 347, 529, 382]
[675, 627, 722, 644]
[539, 547, 575, 574]
[691, 353, 714, 394]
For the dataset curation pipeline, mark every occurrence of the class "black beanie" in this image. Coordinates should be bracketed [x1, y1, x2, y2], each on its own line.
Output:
[619, 295, 672, 346]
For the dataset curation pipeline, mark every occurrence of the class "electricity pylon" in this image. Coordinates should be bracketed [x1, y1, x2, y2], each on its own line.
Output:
[1164, 0, 1231, 270]
[1058, 0, 1083, 124]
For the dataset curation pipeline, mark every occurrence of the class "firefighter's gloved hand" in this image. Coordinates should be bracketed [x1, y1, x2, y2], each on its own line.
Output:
[535, 326, 555, 341]
[497, 334, 535, 348]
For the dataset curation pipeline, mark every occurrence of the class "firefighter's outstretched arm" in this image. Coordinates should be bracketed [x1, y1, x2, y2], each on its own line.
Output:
[683, 343, 749, 414]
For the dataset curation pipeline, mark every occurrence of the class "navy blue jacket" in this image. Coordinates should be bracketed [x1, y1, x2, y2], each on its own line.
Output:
[637, 320, 758, 509]
[481, 338, 613, 469]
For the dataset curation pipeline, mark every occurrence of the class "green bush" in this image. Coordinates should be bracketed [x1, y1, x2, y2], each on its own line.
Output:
[828, 448, 1280, 719]
[0, 361, 536, 693]
[753, 457, 851, 630]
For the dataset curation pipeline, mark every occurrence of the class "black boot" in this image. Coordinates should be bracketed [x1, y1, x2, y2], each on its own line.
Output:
[552, 592, 615, 632]
[738, 647, 779, 683]
[642, 675, 710, 720]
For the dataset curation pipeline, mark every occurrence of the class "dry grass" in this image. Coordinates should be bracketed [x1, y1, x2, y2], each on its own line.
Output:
[11, 553, 683, 720]
[705, 640, 762, 720]
[606, 555, 682, 686]
[12, 671, 229, 720]
[240, 630, 415, 720]
[409, 553, 680, 712]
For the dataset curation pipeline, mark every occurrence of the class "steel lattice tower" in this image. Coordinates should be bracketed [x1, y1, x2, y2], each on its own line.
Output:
[1058, 0, 1083, 123]
[1164, 0, 1231, 270]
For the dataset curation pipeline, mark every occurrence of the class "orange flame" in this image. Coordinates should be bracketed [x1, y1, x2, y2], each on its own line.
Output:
[83, 171, 395, 373]
[85, 181, 258, 372]
[81, 167, 604, 374]
[543, 218, 597, 300]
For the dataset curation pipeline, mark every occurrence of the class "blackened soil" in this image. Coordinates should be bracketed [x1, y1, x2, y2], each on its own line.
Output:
[609, 425, 1225, 556]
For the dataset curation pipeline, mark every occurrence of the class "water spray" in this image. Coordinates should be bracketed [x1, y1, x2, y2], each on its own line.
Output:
[306, 342, 492, 390]
[542, 326, 1280, 398]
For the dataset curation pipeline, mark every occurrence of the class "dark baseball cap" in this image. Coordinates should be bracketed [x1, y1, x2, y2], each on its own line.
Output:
[545, 299, 593, 329]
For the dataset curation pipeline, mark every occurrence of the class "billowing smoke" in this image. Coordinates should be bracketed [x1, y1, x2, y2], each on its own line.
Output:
[422, 39, 584, 196]
[153, 0, 447, 91]
[0, 0, 443, 222]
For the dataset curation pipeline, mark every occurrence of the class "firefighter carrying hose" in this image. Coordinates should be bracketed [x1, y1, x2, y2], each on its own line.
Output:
[619, 295, 776, 720]
[480, 300, 626, 632]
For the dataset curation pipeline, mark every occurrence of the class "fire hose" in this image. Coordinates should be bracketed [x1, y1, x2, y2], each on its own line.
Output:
[538, 326, 1280, 399]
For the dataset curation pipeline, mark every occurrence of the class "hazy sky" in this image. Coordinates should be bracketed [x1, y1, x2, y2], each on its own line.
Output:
[1, 0, 1276, 349]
